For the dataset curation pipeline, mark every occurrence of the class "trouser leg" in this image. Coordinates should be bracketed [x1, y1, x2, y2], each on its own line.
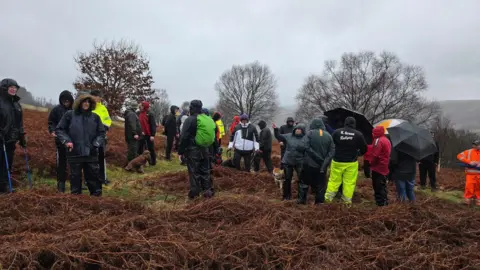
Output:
[315, 172, 327, 204]
[146, 139, 156, 165]
[341, 162, 359, 204]
[297, 165, 311, 204]
[372, 171, 388, 206]
[427, 163, 437, 189]
[56, 146, 68, 192]
[84, 162, 101, 196]
[395, 179, 407, 201]
[253, 152, 261, 172]
[243, 152, 253, 172]
[0, 142, 15, 193]
[325, 161, 344, 202]
[233, 150, 242, 171]
[69, 163, 83, 195]
[165, 135, 174, 160]
[419, 163, 427, 187]
[127, 140, 139, 162]
[283, 165, 294, 200]
[263, 151, 273, 173]
[98, 146, 107, 184]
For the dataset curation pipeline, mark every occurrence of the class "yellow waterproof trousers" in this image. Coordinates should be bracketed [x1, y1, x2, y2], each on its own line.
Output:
[325, 160, 359, 204]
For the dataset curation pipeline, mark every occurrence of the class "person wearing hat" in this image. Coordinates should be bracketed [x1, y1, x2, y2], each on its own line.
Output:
[228, 113, 259, 172]
[457, 140, 480, 206]
[90, 90, 112, 185]
[47, 90, 74, 192]
[278, 117, 295, 170]
[253, 120, 273, 174]
[124, 100, 142, 162]
[55, 92, 105, 196]
[178, 99, 215, 199]
[0, 78, 26, 193]
[162, 105, 180, 161]
[138, 101, 157, 165]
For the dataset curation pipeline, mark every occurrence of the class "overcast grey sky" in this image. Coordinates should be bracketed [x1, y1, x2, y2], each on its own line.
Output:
[1, 0, 478, 107]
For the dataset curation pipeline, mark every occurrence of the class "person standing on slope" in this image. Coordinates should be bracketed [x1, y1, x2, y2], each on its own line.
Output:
[138, 101, 157, 165]
[47, 90, 74, 192]
[369, 126, 392, 206]
[419, 131, 439, 191]
[124, 101, 142, 162]
[278, 117, 295, 170]
[298, 117, 335, 204]
[325, 117, 367, 205]
[90, 90, 112, 185]
[0, 79, 26, 194]
[228, 114, 259, 172]
[162, 105, 179, 161]
[273, 122, 306, 201]
[457, 141, 480, 206]
[56, 93, 105, 196]
[178, 100, 216, 199]
[253, 120, 274, 174]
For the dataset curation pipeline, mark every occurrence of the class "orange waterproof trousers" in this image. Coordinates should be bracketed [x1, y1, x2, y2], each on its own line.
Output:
[465, 175, 480, 199]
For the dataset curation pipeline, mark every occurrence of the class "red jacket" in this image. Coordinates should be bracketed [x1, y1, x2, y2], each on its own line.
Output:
[370, 126, 392, 175]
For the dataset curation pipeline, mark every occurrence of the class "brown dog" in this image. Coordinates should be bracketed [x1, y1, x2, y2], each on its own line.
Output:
[125, 150, 151, 173]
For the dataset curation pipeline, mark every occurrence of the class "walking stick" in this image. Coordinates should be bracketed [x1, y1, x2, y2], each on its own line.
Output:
[23, 147, 32, 190]
[2, 142, 13, 193]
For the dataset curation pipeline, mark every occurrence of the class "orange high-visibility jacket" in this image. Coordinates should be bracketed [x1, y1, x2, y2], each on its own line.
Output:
[457, 149, 480, 175]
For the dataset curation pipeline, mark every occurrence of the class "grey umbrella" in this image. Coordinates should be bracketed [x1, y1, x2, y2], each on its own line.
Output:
[387, 122, 437, 160]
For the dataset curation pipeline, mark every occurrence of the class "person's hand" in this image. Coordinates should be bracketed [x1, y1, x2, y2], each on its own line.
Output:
[50, 132, 56, 137]
[470, 161, 478, 166]
[272, 123, 277, 129]
[279, 141, 284, 146]
[142, 132, 145, 135]
[150, 136, 154, 142]
[65, 142, 73, 152]
[134, 135, 139, 140]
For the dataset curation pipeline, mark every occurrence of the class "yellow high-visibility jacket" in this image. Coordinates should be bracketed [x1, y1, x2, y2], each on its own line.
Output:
[93, 102, 112, 129]
[215, 119, 225, 139]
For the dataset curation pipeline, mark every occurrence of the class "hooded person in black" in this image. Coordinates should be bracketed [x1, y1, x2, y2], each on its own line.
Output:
[298, 118, 335, 204]
[325, 117, 367, 205]
[0, 78, 26, 194]
[47, 90, 74, 192]
[419, 131, 439, 191]
[274, 123, 306, 200]
[163, 105, 179, 160]
[56, 94, 105, 196]
[253, 120, 273, 174]
[178, 100, 214, 199]
[278, 117, 295, 169]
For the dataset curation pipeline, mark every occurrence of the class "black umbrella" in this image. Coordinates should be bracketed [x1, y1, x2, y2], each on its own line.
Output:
[387, 121, 436, 160]
[324, 108, 373, 144]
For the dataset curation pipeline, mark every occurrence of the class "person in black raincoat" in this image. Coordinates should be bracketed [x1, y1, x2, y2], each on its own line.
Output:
[253, 120, 273, 174]
[178, 100, 214, 199]
[0, 78, 26, 193]
[47, 90, 74, 192]
[56, 93, 105, 195]
[273, 122, 306, 200]
[298, 118, 335, 204]
[162, 105, 179, 161]
[124, 101, 142, 162]
[278, 117, 295, 169]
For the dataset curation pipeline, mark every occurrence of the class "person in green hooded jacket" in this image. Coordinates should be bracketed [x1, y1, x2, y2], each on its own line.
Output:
[297, 117, 335, 204]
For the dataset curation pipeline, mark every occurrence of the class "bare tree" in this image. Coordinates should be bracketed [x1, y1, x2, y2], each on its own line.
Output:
[215, 61, 278, 123]
[431, 113, 478, 167]
[73, 39, 156, 116]
[149, 89, 171, 124]
[296, 51, 439, 125]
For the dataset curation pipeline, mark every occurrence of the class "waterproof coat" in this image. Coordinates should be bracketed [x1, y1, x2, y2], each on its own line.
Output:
[274, 124, 306, 166]
[301, 118, 335, 171]
[55, 95, 105, 163]
[124, 109, 142, 142]
[229, 123, 259, 152]
[390, 149, 417, 180]
[331, 117, 368, 162]
[278, 117, 295, 150]
[48, 90, 74, 135]
[369, 126, 392, 176]
[0, 81, 24, 143]
[92, 102, 112, 131]
[163, 105, 178, 137]
[258, 121, 272, 152]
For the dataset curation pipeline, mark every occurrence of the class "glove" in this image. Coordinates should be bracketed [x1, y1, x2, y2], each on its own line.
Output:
[227, 142, 233, 149]
[19, 134, 27, 148]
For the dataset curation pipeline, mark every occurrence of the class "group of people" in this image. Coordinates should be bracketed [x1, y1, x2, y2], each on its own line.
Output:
[0, 77, 479, 207]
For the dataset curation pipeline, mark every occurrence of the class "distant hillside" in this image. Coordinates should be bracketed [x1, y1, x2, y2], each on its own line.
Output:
[437, 100, 480, 132]
[273, 101, 480, 133]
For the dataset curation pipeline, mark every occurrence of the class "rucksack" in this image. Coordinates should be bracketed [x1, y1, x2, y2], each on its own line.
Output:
[195, 114, 216, 147]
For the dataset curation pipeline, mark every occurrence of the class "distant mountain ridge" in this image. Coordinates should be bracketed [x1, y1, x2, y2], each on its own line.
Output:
[272, 101, 480, 133]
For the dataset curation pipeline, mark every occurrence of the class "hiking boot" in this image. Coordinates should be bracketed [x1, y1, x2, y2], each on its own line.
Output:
[465, 198, 473, 205]
[420, 185, 427, 190]
[104, 179, 110, 185]
[282, 196, 291, 201]
[431, 187, 437, 192]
